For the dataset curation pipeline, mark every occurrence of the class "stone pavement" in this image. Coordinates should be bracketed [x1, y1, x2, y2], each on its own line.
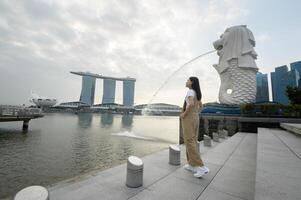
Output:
[255, 128, 301, 200]
[47, 126, 301, 200]
[49, 132, 257, 200]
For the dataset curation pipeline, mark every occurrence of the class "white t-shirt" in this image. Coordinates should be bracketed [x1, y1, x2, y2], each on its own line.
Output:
[185, 89, 196, 107]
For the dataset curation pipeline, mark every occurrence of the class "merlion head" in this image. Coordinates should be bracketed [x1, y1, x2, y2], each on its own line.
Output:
[213, 25, 258, 74]
[212, 25, 259, 105]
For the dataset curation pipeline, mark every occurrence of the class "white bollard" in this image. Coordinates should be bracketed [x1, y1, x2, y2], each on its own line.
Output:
[218, 129, 226, 139]
[213, 132, 219, 142]
[203, 135, 212, 147]
[169, 145, 181, 165]
[223, 129, 228, 138]
[14, 186, 49, 200]
[126, 156, 143, 188]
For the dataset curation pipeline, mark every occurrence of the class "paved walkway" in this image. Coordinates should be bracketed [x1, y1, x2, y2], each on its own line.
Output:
[42, 126, 301, 199]
[255, 128, 301, 200]
[49, 132, 257, 200]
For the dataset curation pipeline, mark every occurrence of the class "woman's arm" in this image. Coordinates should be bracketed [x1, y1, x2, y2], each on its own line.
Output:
[180, 96, 194, 119]
[199, 101, 203, 112]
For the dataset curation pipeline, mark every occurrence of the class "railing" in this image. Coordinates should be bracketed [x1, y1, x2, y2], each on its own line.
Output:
[0, 105, 43, 118]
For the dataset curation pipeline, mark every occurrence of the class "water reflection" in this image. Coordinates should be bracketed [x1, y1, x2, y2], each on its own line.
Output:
[122, 114, 133, 129]
[101, 113, 113, 127]
[0, 113, 178, 199]
[77, 113, 93, 128]
[0, 127, 41, 143]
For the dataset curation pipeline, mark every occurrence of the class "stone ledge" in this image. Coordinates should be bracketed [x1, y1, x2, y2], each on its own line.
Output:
[280, 123, 301, 136]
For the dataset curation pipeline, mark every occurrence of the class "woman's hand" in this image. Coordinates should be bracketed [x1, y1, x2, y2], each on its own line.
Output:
[180, 113, 186, 119]
[199, 101, 203, 112]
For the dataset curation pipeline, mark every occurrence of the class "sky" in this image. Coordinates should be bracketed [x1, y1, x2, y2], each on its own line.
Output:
[1, 0, 301, 106]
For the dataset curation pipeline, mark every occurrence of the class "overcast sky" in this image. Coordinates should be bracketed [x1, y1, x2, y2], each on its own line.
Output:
[1, 0, 301, 106]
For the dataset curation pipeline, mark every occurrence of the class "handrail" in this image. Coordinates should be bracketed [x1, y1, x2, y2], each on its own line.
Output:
[0, 105, 43, 117]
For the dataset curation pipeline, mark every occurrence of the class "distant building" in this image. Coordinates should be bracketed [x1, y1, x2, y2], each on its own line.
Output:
[79, 75, 96, 106]
[102, 79, 116, 104]
[123, 80, 135, 107]
[56, 101, 89, 108]
[256, 72, 269, 102]
[135, 103, 181, 115]
[271, 64, 300, 105]
[93, 103, 125, 109]
[290, 61, 301, 87]
[29, 92, 57, 107]
[71, 72, 136, 107]
[201, 102, 241, 115]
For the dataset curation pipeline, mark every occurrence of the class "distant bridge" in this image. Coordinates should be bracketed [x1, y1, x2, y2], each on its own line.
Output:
[0, 105, 44, 130]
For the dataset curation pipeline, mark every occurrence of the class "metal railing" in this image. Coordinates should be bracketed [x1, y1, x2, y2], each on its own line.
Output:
[0, 105, 43, 117]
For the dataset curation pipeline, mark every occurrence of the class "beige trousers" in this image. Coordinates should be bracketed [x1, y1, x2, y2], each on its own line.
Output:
[182, 113, 204, 167]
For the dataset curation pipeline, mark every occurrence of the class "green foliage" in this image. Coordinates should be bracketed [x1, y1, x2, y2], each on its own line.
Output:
[283, 104, 301, 117]
[240, 103, 255, 112]
[240, 102, 300, 118]
[286, 86, 301, 105]
[240, 86, 301, 117]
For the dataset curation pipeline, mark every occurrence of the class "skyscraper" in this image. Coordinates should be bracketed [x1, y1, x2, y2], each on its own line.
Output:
[123, 80, 135, 106]
[291, 61, 301, 87]
[256, 72, 269, 102]
[271, 65, 300, 105]
[71, 71, 135, 106]
[79, 75, 96, 106]
[102, 79, 116, 104]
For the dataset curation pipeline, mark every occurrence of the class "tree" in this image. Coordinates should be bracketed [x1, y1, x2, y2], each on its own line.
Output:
[286, 86, 301, 104]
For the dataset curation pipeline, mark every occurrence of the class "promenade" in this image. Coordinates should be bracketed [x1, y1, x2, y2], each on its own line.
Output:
[47, 124, 301, 200]
[7, 122, 299, 200]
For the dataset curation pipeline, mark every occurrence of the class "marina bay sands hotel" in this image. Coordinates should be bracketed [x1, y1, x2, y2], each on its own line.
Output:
[71, 71, 136, 107]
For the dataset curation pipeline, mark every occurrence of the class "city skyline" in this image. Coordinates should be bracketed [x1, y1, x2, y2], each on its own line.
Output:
[1, 0, 301, 106]
[271, 62, 300, 105]
[71, 71, 136, 106]
[256, 72, 269, 102]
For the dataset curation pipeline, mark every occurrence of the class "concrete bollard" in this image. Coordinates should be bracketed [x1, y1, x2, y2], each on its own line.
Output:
[226, 120, 238, 135]
[204, 119, 209, 135]
[223, 129, 228, 138]
[218, 129, 226, 139]
[203, 135, 212, 147]
[213, 132, 219, 142]
[14, 186, 49, 200]
[126, 156, 143, 188]
[169, 145, 181, 165]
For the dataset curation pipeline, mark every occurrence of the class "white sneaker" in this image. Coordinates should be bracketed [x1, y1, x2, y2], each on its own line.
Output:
[184, 164, 197, 173]
[193, 166, 210, 178]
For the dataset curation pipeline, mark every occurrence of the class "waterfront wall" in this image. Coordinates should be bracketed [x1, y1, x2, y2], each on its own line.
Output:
[179, 115, 301, 144]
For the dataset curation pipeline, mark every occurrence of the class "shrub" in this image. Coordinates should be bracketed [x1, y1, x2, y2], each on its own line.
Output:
[240, 102, 300, 117]
[286, 86, 301, 105]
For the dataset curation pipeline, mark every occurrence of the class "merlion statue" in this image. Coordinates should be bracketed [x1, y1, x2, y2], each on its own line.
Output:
[213, 25, 258, 105]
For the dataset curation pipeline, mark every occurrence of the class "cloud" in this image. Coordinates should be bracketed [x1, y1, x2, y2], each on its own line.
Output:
[0, 0, 250, 106]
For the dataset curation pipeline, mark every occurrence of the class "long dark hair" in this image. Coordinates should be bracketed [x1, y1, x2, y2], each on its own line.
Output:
[183, 76, 202, 111]
[190, 76, 202, 101]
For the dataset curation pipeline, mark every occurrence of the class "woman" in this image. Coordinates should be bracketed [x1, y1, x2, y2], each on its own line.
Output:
[180, 76, 209, 178]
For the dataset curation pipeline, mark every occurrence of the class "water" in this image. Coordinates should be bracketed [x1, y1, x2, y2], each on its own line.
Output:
[0, 113, 179, 198]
